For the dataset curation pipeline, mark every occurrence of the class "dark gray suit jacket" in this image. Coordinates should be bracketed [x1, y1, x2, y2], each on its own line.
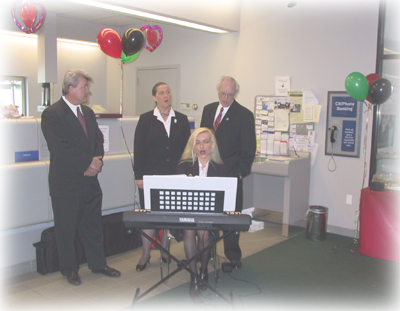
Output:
[200, 100, 256, 179]
[41, 98, 104, 198]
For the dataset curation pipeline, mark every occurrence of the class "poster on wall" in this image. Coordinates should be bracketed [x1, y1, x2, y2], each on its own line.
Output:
[254, 95, 319, 157]
[325, 91, 363, 157]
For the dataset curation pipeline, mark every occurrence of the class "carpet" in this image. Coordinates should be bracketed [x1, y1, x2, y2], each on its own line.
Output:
[133, 232, 400, 311]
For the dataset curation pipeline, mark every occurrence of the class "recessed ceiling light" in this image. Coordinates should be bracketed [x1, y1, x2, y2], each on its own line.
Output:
[67, 0, 229, 34]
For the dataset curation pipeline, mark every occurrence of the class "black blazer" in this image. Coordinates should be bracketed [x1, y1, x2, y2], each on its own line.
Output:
[177, 160, 227, 177]
[200, 100, 256, 178]
[41, 98, 104, 198]
[134, 110, 191, 180]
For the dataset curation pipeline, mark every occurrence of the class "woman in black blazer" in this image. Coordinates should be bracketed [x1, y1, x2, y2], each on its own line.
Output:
[134, 82, 191, 271]
[177, 127, 226, 299]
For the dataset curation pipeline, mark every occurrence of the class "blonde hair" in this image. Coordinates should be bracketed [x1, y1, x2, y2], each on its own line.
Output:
[179, 127, 223, 165]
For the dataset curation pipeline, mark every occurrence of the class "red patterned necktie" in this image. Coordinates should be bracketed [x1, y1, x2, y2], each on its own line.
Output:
[213, 107, 224, 131]
[77, 106, 88, 137]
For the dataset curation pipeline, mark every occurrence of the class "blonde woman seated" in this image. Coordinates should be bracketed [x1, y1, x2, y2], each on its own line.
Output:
[177, 127, 226, 299]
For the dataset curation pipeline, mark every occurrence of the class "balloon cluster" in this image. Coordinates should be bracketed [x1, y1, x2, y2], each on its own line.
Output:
[97, 28, 145, 64]
[345, 72, 392, 105]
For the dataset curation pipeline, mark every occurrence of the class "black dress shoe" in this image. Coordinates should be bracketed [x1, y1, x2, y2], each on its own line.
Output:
[136, 256, 150, 271]
[189, 275, 200, 299]
[67, 271, 81, 286]
[92, 266, 121, 277]
[199, 269, 208, 291]
[230, 259, 242, 269]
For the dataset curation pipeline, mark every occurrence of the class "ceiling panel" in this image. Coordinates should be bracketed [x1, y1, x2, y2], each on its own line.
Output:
[42, 0, 150, 27]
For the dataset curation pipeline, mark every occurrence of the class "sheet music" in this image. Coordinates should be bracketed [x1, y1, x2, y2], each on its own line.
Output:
[143, 175, 237, 212]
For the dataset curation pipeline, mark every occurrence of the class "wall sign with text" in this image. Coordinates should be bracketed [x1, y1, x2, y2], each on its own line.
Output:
[325, 91, 363, 158]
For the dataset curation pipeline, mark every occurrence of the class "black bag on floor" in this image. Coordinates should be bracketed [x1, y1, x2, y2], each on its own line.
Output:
[33, 227, 86, 275]
[33, 212, 141, 275]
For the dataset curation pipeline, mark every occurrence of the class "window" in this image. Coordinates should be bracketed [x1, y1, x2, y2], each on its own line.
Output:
[0, 76, 27, 116]
[369, 0, 400, 185]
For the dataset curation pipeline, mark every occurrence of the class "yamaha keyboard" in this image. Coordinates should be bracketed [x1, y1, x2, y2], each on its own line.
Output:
[122, 210, 251, 231]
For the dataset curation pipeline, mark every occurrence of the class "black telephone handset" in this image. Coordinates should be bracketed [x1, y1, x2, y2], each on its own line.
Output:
[330, 126, 338, 143]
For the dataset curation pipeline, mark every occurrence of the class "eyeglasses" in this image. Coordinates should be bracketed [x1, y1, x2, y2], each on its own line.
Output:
[219, 92, 235, 99]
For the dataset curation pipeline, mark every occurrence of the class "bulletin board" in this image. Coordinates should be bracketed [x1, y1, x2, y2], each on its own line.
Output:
[325, 91, 363, 158]
[254, 93, 318, 156]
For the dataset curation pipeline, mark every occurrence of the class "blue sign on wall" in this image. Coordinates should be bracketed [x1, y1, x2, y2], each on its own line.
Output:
[326, 92, 362, 158]
[331, 96, 358, 118]
[341, 120, 356, 152]
[15, 150, 39, 162]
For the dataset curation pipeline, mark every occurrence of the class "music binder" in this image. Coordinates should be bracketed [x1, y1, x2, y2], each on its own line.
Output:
[143, 175, 237, 213]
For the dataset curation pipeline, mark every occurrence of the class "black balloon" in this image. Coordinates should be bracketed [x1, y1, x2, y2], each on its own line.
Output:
[368, 78, 392, 105]
[122, 28, 145, 56]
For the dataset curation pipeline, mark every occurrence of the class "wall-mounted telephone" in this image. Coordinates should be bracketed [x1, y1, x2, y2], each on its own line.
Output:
[330, 126, 338, 143]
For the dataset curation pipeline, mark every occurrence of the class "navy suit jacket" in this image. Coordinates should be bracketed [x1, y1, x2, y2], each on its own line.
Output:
[134, 110, 191, 180]
[41, 98, 104, 198]
[177, 160, 227, 177]
[200, 100, 256, 178]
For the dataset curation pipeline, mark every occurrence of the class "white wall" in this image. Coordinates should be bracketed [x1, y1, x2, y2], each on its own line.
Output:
[115, 0, 379, 236]
[0, 0, 379, 239]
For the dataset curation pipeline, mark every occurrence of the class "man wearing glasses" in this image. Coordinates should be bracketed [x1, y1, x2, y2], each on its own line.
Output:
[200, 76, 256, 270]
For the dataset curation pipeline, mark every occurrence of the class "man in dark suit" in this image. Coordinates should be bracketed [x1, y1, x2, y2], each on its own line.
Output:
[41, 69, 120, 286]
[200, 76, 256, 269]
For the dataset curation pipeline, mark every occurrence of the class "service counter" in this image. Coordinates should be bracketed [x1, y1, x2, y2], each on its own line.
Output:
[0, 117, 140, 231]
[243, 153, 311, 237]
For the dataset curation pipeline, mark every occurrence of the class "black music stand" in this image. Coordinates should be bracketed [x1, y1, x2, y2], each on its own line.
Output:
[130, 175, 240, 307]
[132, 228, 234, 306]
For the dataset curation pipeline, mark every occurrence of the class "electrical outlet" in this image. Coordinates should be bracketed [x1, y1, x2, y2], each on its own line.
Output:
[346, 195, 352, 205]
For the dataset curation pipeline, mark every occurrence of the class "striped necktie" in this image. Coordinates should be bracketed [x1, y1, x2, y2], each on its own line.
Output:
[77, 106, 88, 137]
[213, 107, 224, 131]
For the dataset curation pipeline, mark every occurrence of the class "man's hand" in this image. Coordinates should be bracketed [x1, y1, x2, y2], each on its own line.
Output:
[84, 156, 103, 177]
[136, 179, 144, 189]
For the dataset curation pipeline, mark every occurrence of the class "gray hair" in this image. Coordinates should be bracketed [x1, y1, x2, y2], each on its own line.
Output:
[62, 69, 92, 95]
[216, 76, 239, 96]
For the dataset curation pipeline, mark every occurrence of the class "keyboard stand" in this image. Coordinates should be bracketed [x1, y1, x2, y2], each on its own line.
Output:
[131, 228, 234, 307]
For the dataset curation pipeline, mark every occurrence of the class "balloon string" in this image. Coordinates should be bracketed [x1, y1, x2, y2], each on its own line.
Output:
[362, 100, 372, 189]
[118, 60, 134, 171]
[120, 60, 123, 115]
[351, 100, 373, 248]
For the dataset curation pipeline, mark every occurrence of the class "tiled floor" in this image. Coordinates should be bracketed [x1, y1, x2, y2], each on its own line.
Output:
[1, 213, 290, 311]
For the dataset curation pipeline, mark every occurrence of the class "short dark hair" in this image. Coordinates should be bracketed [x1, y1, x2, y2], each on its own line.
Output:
[152, 82, 169, 96]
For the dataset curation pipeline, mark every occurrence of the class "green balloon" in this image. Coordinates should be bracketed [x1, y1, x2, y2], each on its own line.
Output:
[120, 51, 140, 64]
[345, 72, 369, 101]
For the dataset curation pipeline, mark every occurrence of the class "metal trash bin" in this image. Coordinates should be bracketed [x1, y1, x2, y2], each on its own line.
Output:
[306, 206, 328, 241]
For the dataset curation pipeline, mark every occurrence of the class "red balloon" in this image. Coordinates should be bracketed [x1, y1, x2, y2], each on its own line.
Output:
[146, 29, 158, 47]
[97, 28, 122, 58]
[366, 73, 382, 86]
[366, 73, 382, 102]
[21, 4, 36, 28]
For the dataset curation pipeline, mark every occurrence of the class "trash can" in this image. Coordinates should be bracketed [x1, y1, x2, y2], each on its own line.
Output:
[306, 206, 328, 241]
